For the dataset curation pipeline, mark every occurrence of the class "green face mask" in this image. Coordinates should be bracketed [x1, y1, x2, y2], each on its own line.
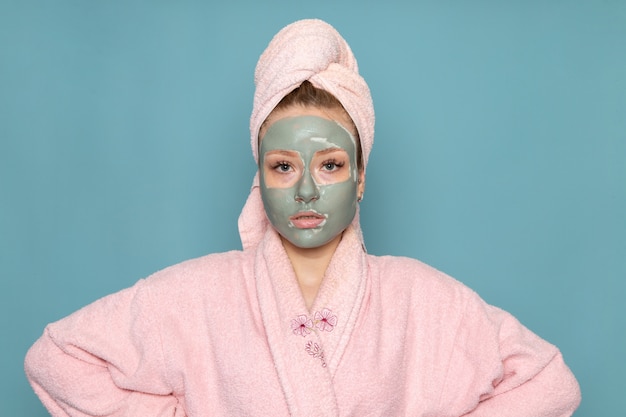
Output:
[259, 115, 359, 249]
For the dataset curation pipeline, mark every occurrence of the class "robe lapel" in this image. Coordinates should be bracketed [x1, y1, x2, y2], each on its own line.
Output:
[254, 227, 367, 417]
[310, 227, 368, 376]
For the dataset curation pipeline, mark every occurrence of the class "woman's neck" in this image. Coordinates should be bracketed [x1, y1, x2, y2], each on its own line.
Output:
[280, 234, 342, 310]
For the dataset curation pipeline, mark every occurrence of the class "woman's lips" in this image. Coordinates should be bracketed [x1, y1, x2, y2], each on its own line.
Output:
[289, 211, 326, 229]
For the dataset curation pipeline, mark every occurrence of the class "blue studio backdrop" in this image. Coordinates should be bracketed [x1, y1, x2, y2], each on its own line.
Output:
[1, 1, 624, 416]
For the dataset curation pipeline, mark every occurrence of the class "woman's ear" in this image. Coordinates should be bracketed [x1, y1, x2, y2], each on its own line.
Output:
[357, 170, 365, 202]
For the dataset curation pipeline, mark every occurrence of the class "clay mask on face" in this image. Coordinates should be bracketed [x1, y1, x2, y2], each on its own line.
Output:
[260, 115, 359, 249]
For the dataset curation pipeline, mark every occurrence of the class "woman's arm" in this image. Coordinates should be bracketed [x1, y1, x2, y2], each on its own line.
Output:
[444, 296, 581, 417]
[461, 349, 580, 417]
[24, 280, 185, 417]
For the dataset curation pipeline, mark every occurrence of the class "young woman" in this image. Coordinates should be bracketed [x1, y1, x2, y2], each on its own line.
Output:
[25, 19, 580, 417]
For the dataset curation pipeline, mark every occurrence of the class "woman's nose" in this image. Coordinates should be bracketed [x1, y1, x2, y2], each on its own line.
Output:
[294, 170, 320, 202]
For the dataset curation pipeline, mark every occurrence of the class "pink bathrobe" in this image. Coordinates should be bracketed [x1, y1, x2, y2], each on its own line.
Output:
[25, 226, 580, 416]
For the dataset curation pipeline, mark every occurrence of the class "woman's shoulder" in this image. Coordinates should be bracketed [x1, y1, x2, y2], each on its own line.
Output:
[367, 253, 478, 302]
[158, 249, 248, 274]
[141, 249, 252, 295]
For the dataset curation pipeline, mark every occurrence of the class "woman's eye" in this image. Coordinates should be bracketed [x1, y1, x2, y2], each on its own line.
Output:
[322, 160, 344, 171]
[274, 162, 292, 172]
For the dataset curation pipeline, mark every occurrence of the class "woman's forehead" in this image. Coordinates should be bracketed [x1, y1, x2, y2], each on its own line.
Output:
[260, 115, 356, 153]
[260, 105, 356, 140]
[264, 147, 349, 159]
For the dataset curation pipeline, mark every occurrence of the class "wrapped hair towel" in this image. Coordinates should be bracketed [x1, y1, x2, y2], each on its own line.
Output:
[239, 19, 375, 250]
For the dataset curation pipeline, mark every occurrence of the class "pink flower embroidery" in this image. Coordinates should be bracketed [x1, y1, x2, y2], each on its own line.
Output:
[314, 308, 338, 332]
[291, 315, 313, 337]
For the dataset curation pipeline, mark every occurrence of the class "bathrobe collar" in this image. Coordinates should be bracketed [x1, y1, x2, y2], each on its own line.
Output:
[254, 226, 368, 417]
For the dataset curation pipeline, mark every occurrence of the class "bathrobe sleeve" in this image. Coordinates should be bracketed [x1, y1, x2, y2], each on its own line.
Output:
[442, 292, 581, 417]
[24, 279, 185, 417]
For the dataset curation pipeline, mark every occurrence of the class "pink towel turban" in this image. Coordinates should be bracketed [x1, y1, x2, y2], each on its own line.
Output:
[239, 19, 375, 250]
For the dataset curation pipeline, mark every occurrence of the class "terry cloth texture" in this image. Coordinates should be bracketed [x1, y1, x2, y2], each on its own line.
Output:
[25, 226, 581, 416]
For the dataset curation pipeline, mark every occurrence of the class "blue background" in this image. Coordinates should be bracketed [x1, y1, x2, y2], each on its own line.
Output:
[1, 1, 624, 415]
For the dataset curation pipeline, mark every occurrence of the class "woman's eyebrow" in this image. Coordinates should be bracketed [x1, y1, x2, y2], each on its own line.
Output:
[314, 147, 346, 156]
[265, 150, 299, 156]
